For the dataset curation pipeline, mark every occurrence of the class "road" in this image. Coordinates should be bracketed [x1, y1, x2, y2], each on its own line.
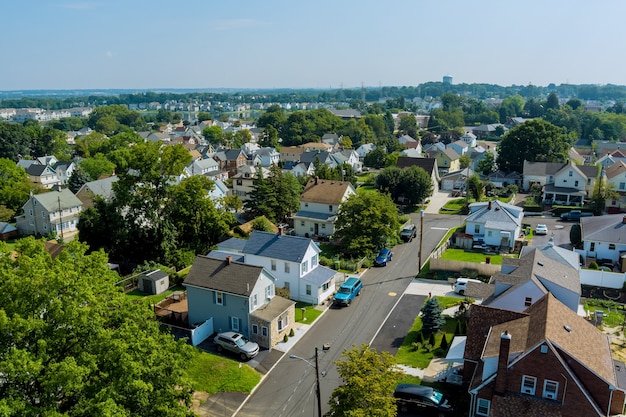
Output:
[235, 214, 460, 417]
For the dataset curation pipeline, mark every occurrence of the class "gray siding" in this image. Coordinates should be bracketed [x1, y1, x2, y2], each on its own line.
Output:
[186, 286, 251, 337]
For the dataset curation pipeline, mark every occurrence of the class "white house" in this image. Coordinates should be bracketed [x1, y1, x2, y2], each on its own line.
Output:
[464, 200, 524, 250]
[579, 214, 626, 266]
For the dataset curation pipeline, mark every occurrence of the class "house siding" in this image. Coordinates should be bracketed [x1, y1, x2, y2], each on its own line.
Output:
[186, 286, 251, 337]
[487, 282, 546, 312]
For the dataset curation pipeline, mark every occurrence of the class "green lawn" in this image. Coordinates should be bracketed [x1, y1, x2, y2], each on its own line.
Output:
[356, 185, 378, 195]
[295, 302, 323, 323]
[183, 348, 261, 394]
[584, 299, 626, 327]
[125, 285, 185, 305]
[440, 248, 505, 264]
[439, 198, 466, 215]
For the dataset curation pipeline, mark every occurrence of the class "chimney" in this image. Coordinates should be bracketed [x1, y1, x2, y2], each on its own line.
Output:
[315, 176, 319, 185]
[622, 215, 626, 224]
[278, 225, 284, 236]
[226, 255, 232, 265]
[488, 201, 492, 210]
[495, 331, 511, 395]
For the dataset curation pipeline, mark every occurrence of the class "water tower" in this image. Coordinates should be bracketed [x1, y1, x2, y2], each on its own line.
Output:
[443, 75, 453, 85]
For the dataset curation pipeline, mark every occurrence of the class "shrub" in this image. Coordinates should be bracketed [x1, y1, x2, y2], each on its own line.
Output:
[433, 347, 446, 357]
[589, 262, 599, 270]
[440, 334, 448, 350]
[289, 328, 295, 337]
[276, 286, 290, 299]
[428, 332, 436, 346]
[283, 334, 289, 343]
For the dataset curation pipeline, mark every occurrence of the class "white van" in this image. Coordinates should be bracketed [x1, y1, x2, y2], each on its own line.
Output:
[453, 278, 481, 295]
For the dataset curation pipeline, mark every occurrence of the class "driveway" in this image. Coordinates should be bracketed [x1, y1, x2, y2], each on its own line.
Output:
[424, 191, 458, 214]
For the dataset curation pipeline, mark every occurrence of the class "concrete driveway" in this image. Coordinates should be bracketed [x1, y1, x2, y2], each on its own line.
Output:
[424, 191, 458, 214]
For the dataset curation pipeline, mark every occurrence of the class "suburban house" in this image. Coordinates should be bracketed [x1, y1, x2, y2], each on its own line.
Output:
[522, 160, 598, 205]
[448, 140, 469, 156]
[461, 132, 478, 147]
[16, 188, 83, 239]
[293, 177, 356, 238]
[426, 147, 461, 175]
[255, 147, 280, 167]
[398, 134, 421, 151]
[53, 161, 75, 185]
[183, 255, 295, 349]
[189, 157, 221, 177]
[579, 214, 626, 268]
[467, 244, 582, 313]
[299, 151, 338, 171]
[396, 156, 440, 193]
[356, 143, 375, 159]
[280, 146, 306, 163]
[231, 165, 270, 201]
[331, 149, 362, 173]
[487, 170, 523, 189]
[463, 293, 626, 417]
[465, 200, 523, 251]
[471, 123, 506, 139]
[213, 149, 248, 177]
[597, 149, 626, 168]
[25, 163, 61, 189]
[214, 231, 338, 305]
[441, 168, 474, 191]
[75, 176, 118, 209]
[604, 161, 626, 212]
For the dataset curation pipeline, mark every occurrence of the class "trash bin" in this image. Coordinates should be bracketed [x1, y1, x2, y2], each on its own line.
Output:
[485, 256, 491, 264]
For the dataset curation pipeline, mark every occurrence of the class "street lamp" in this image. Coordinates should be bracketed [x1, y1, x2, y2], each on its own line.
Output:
[419, 209, 425, 271]
[290, 347, 322, 417]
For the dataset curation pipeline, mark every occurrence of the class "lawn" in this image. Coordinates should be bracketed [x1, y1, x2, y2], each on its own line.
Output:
[584, 299, 626, 327]
[295, 302, 323, 323]
[125, 285, 185, 305]
[439, 198, 466, 215]
[440, 248, 505, 265]
[356, 185, 378, 196]
[183, 348, 260, 394]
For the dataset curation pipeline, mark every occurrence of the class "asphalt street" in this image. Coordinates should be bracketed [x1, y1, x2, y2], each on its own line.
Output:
[235, 214, 461, 417]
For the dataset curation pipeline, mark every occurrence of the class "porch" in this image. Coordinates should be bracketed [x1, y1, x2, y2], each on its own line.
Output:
[542, 184, 585, 206]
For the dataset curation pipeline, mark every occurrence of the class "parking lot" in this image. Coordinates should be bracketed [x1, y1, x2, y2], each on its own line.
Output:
[522, 215, 574, 249]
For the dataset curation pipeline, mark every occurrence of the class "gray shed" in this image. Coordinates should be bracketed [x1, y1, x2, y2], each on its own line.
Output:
[139, 269, 169, 295]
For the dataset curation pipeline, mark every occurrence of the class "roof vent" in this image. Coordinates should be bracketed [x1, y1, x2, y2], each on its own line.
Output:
[537, 262, 544, 267]
[564, 325, 572, 332]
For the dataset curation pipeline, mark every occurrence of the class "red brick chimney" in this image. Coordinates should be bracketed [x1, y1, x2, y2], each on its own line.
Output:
[495, 330, 511, 395]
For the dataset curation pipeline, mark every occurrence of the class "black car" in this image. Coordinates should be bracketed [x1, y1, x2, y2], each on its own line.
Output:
[400, 224, 417, 242]
[394, 384, 453, 416]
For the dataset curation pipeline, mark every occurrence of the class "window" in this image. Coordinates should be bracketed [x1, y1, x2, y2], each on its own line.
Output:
[278, 315, 288, 331]
[215, 291, 224, 305]
[236, 179, 242, 186]
[322, 282, 329, 291]
[300, 221, 305, 226]
[41, 211, 45, 218]
[29, 209, 33, 216]
[284, 262, 290, 273]
[609, 244, 616, 250]
[487, 231, 492, 237]
[271, 259, 276, 271]
[284, 282, 290, 290]
[521, 375, 537, 395]
[252, 324, 258, 334]
[620, 182, 625, 190]
[543, 380, 558, 400]
[525, 297, 532, 307]
[304, 203, 308, 207]
[43, 224, 47, 231]
[474, 224, 480, 234]
[476, 398, 490, 416]
[312, 255, 318, 267]
[306, 284, 312, 295]
[590, 242, 595, 252]
[231, 316, 239, 331]
[329, 205, 333, 212]
[569, 170, 573, 177]
[265, 285, 272, 299]
[302, 261, 308, 274]
[262, 326, 268, 336]
[252, 294, 258, 309]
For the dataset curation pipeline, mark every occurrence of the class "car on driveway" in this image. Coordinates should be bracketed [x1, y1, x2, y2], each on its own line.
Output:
[374, 248, 393, 266]
[400, 224, 417, 242]
[535, 224, 548, 235]
[394, 383, 453, 415]
[214, 331, 259, 360]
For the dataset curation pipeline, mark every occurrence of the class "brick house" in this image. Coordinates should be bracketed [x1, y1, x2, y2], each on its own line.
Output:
[464, 293, 626, 417]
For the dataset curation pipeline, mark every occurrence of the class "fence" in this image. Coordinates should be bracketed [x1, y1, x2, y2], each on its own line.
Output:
[580, 269, 626, 289]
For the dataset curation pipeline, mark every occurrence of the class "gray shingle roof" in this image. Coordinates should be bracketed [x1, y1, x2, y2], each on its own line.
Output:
[466, 200, 522, 230]
[217, 237, 247, 252]
[183, 255, 264, 296]
[301, 265, 336, 286]
[32, 188, 82, 212]
[581, 214, 626, 244]
[243, 231, 316, 263]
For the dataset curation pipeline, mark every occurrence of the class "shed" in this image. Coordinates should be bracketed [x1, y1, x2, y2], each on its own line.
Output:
[139, 269, 170, 295]
[0, 222, 18, 241]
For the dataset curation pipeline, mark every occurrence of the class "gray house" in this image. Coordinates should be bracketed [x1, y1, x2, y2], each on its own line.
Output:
[183, 255, 295, 349]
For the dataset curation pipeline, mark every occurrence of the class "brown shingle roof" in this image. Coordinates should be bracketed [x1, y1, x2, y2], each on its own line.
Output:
[464, 304, 528, 360]
[300, 178, 353, 205]
[183, 255, 264, 296]
[396, 156, 437, 175]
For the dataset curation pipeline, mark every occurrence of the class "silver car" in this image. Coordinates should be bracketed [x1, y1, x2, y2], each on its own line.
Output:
[214, 331, 259, 360]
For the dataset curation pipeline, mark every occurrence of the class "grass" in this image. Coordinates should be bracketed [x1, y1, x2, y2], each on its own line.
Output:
[585, 299, 626, 327]
[440, 248, 505, 265]
[125, 285, 185, 305]
[356, 185, 378, 196]
[439, 198, 467, 215]
[183, 348, 261, 394]
[295, 302, 323, 323]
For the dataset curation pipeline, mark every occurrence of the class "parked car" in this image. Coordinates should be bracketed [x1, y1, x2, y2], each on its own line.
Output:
[453, 277, 482, 295]
[214, 331, 259, 360]
[560, 210, 593, 221]
[333, 277, 363, 307]
[374, 248, 393, 266]
[535, 224, 548, 235]
[400, 224, 417, 242]
[394, 383, 453, 415]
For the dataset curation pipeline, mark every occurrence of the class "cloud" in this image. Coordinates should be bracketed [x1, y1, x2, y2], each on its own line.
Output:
[58, 2, 100, 10]
[210, 19, 266, 31]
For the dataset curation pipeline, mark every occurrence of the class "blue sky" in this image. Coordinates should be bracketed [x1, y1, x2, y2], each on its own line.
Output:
[3, 0, 626, 90]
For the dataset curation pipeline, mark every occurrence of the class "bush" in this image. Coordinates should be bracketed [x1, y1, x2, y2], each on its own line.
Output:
[440, 334, 448, 350]
[283, 334, 289, 343]
[428, 332, 436, 346]
[289, 328, 295, 337]
[589, 262, 599, 270]
[276, 286, 290, 299]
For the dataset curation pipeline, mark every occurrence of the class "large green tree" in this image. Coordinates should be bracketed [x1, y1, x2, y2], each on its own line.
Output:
[245, 165, 301, 223]
[0, 238, 194, 416]
[496, 119, 570, 172]
[399, 166, 434, 205]
[334, 191, 400, 257]
[327, 344, 401, 417]
[421, 297, 446, 334]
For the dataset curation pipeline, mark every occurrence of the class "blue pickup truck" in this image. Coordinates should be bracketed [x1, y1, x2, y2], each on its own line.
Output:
[333, 277, 363, 307]
[560, 210, 593, 221]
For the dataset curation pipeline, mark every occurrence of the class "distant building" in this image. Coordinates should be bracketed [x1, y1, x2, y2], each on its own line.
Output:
[443, 75, 453, 85]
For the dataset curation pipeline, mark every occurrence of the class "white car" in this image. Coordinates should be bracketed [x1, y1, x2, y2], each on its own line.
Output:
[214, 331, 259, 360]
[535, 224, 548, 235]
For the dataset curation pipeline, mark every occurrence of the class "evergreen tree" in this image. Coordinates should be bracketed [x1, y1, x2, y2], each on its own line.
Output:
[68, 166, 92, 193]
[420, 297, 445, 334]
[246, 167, 278, 222]
[440, 334, 449, 350]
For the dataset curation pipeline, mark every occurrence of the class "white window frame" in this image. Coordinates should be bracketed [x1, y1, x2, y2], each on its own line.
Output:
[215, 291, 223, 305]
[271, 259, 276, 271]
[543, 379, 558, 400]
[306, 284, 312, 295]
[284, 262, 290, 273]
[252, 294, 258, 309]
[476, 398, 490, 416]
[278, 315, 288, 331]
[521, 375, 537, 395]
[474, 224, 480, 233]
[265, 285, 272, 299]
[231, 316, 239, 331]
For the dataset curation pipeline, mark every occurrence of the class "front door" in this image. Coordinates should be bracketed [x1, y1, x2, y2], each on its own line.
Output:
[314, 223, 319, 235]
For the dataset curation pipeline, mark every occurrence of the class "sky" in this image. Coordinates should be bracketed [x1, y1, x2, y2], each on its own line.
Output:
[3, 0, 626, 91]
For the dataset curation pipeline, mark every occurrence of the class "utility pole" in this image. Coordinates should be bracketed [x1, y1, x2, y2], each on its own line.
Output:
[419, 209, 424, 272]
[315, 347, 321, 417]
[57, 193, 64, 240]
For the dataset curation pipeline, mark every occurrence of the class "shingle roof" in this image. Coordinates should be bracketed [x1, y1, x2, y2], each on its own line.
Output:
[301, 265, 336, 286]
[243, 231, 316, 263]
[250, 296, 296, 321]
[604, 160, 626, 179]
[523, 160, 597, 178]
[31, 188, 82, 212]
[466, 200, 522, 230]
[396, 156, 437, 176]
[581, 214, 626, 244]
[183, 255, 264, 296]
[80, 176, 118, 200]
[300, 178, 353, 205]
[217, 237, 247, 252]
